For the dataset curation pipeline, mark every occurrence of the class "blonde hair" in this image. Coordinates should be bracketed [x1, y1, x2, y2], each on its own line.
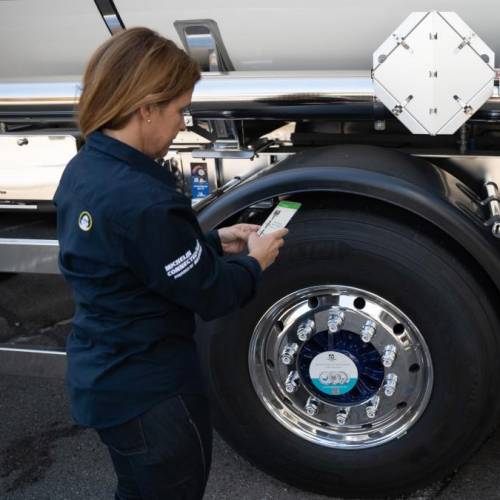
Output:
[78, 27, 200, 138]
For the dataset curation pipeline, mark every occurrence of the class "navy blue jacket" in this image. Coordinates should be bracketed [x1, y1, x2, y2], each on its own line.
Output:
[54, 131, 261, 428]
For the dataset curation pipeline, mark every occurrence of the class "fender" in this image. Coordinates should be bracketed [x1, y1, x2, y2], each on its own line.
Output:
[198, 145, 500, 292]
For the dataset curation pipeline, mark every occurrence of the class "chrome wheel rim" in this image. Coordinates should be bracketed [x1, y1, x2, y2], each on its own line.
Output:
[248, 285, 433, 449]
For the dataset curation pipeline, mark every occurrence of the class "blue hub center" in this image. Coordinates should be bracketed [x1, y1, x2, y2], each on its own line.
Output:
[298, 330, 384, 405]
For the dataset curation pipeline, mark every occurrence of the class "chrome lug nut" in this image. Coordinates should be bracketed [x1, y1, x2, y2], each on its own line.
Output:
[336, 407, 350, 425]
[384, 373, 398, 397]
[366, 396, 380, 418]
[328, 309, 345, 333]
[382, 344, 397, 367]
[280, 343, 299, 365]
[305, 397, 320, 417]
[284, 371, 300, 393]
[361, 320, 377, 343]
[297, 319, 315, 342]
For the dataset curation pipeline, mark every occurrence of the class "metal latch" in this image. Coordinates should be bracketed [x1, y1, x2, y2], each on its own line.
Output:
[191, 139, 276, 160]
[174, 20, 234, 72]
[480, 179, 500, 238]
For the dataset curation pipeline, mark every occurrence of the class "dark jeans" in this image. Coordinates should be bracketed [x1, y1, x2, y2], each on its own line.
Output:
[97, 394, 212, 500]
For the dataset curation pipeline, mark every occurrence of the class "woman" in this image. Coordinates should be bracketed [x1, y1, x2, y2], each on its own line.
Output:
[54, 27, 287, 500]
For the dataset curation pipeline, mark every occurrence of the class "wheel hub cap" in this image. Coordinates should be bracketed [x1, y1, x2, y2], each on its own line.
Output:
[249, 285, 433, 449]
[299, 331, 384, 404]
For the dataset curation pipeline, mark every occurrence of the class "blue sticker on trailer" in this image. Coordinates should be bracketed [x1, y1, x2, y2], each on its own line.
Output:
[191, 162, 209, 199]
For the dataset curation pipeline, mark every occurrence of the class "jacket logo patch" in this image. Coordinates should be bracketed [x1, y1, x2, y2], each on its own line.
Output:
[78, 211, 93, 231]
[165, 240, 202, 279]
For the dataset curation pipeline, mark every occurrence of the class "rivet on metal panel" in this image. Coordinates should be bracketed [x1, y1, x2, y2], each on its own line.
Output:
[378, 54, 387, 64]
[392, 34, 412, 52]
[454, 95, 474, 115]
[392, 105, 403, 116]
[457, 34, 475, 50]
[391, 95, 413, 117]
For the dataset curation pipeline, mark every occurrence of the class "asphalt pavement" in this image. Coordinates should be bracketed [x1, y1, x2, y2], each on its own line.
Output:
[1, 273, 499, 499]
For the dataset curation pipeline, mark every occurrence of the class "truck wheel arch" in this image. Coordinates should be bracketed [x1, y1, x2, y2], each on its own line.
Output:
[198, 145, 500, 294]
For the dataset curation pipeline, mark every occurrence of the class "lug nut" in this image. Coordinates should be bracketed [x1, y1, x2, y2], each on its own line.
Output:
[361, 320, 377, 343]
[297, 319, 315, 342]
[384, 373, 398, 397]
[336, 407, 350, 425]
[305, 397, 320, 417]
[280, 343, 299, 365]
[285, 371, 300, 393]
[328, 309, 345, 333]
[366, 396, 380, 418]
[382, 344, 397, 367]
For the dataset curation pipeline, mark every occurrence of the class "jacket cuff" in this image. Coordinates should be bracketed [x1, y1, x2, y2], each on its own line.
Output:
[226, 254, 263, 304]
[205, 230, 224, 256]
[243, 255, 263, 280]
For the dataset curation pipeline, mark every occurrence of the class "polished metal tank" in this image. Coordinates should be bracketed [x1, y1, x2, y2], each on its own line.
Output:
[1, 0, 499, 79]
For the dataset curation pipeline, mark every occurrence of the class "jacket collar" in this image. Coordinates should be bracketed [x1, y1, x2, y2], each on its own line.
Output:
[86, 131, 176, 187]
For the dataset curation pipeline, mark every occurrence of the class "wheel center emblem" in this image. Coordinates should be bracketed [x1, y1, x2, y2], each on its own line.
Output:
[309, 351, 358, 396]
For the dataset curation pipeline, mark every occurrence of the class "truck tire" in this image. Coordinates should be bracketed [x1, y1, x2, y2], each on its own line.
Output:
[202, 203, 500, 498]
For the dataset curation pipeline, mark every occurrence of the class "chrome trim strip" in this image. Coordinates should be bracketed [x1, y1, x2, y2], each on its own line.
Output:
[0, 346, 65, 355]
[0, 238, 59, 274]
[0, 346, 66, 378]
[0, 71, 499, 121]
[94, 0, 125, 35]
[0, 238, 59, 245]
[0, 81, 81, 107]
[0, 205, 38, 210]
[0, 71, 375, 121]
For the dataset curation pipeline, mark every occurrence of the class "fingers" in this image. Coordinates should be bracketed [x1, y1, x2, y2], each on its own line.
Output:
[247, 225, 289, 270]
[260, 228, 288, 243]
[241, 224, 261, 231]
[235, 223, 260, 233]
[267, 227, 288, 239]
[234, 224, 261, 241]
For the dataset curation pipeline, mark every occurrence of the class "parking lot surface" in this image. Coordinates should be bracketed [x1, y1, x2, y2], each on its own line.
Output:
[1, 274, 499, 499]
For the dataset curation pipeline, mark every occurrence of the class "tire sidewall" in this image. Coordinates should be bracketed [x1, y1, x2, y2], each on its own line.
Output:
[205, 210, 499, 496]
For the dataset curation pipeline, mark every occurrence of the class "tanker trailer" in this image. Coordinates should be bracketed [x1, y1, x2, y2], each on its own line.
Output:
[1, 1, 500, 497]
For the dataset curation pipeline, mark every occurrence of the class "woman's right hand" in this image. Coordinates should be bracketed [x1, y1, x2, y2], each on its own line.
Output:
[248, 228, 288, 271]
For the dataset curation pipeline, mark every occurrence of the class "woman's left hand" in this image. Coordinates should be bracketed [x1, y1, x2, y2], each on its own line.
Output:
[218, 224, 261, 254]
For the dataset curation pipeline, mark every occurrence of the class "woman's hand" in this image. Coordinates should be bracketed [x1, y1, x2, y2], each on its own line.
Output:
[248, 228, 288, 271]
[218, 224, 261, 254]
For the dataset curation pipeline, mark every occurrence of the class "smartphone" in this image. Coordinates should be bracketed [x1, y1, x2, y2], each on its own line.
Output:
[257, 200, 301, 236]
